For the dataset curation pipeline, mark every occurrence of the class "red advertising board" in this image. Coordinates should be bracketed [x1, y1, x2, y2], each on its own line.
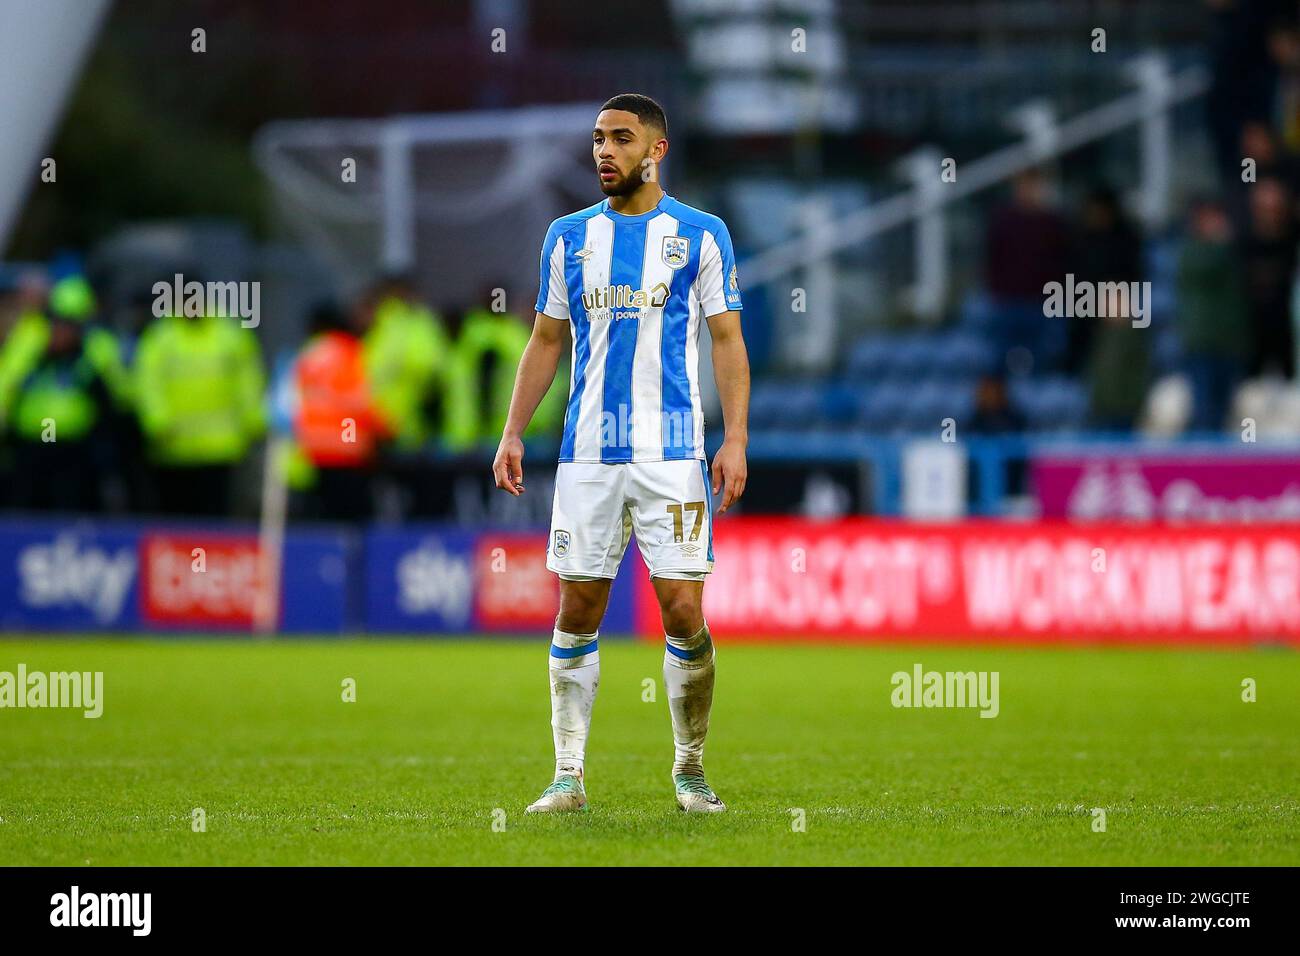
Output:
[473, 533, 561, 631]
[139, 532, 268, 629]
[638, 518, 1300, 643]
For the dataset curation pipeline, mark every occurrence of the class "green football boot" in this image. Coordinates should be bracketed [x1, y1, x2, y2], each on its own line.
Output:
[526, 773, 588, 813]
[674, 771, 726, 813]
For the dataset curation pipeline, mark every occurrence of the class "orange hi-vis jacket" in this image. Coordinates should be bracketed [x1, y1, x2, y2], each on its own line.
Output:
[294, 331, 388, 468]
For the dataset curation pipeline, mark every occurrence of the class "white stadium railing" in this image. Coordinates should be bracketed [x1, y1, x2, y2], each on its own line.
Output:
[742, 54, 1211, 320]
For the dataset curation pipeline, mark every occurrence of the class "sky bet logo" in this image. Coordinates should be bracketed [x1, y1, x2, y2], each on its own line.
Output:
[582, 282, 670, 318]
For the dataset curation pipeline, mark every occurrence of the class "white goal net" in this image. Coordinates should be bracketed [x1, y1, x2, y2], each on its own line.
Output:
[253, 103, 602, 308]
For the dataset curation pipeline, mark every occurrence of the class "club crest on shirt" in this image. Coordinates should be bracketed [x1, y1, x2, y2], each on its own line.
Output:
[661, 236, 689, 270]
[553, 529, 571, 557]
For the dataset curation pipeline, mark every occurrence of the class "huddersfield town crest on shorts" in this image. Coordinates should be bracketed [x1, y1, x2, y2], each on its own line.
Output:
[553, 529, 571, 557]
[662, 235, 689, 270]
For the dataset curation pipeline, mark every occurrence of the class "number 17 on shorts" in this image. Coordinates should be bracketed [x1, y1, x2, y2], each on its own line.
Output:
[546, 459, 715, 580]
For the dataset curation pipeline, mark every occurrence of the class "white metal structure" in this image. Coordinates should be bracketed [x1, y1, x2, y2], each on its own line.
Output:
[0, 0, 112, 254]
[744, 54, 1210, 321]
[253, 104, 602, 302]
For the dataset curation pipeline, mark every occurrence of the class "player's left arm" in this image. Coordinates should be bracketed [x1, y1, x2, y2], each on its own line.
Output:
[706, 309, 749, 513]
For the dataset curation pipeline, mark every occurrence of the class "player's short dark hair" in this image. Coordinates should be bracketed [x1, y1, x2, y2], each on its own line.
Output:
[599, 93, 667, 138]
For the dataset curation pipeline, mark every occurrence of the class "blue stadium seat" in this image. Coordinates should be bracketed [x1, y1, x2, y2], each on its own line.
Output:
[858, 382, 912, 433]
[958, 292, 999, 332]
[932, 332, 999, 378]
[847, 336, 896, 378]
[748, 381, 790, 429]
[1010, 376, 1089, 432]
[900, 379, 976, 433]
[750, 380, 823, 429]
[892, 333, 941, 377]
[820, 380, 863, 427]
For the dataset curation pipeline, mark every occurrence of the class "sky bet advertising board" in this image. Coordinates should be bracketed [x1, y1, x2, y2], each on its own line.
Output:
[0, 519, 638, 636]
[0, 520, 351, 634]
[361, 526, 638, 634]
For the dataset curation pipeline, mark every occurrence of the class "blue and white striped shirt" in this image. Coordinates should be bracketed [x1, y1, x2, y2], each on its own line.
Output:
[535, 194, 743, 463]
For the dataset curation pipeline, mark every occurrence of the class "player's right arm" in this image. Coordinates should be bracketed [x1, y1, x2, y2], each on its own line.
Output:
[495, 218, 573, 495]
[492, 312, 566, 496]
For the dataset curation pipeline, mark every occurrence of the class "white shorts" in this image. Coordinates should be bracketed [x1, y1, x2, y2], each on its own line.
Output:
[547, 459, 715, 580]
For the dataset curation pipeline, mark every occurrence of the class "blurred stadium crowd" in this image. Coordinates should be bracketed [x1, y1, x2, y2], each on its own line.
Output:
[5, 0, 1300, 523]
[756, 1, 1300, 441]
[823, 148, 1300, 441]
[0, 269, 561, 520]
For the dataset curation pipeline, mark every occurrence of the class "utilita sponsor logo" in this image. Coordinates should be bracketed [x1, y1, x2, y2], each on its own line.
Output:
[1066, 464, 1300, 522]
[50, 886, 151, 936]
[581, 282, 670, 318]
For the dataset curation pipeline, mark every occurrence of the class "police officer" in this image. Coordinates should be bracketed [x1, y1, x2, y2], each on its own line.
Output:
[443, 292, 566, 451]
[133, 291, 266, 516]
[0, 276, 130, 512]
[361, 272, 449, 449]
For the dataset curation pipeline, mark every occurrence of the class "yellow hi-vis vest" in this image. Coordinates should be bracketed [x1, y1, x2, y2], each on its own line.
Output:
[443, 309, 565, 451]
[133, 314, 266, 465]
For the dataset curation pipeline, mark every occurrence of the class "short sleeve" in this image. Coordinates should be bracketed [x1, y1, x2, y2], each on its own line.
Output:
[535, 221, 571, 321]
[695, 222, 743, 317]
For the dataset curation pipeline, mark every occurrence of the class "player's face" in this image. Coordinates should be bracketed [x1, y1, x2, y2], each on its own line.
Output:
[592, 110, 662, 197]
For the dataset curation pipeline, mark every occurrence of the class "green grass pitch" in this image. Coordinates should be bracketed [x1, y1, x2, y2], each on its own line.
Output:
[1, 637, 1297, 866]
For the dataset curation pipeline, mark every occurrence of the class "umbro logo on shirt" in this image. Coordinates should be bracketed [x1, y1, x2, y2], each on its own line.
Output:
[574, 248, 595, 262]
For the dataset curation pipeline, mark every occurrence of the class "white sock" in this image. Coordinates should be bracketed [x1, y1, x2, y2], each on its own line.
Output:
[662, 622, 715, 777]
[548, 627, 599, 779]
